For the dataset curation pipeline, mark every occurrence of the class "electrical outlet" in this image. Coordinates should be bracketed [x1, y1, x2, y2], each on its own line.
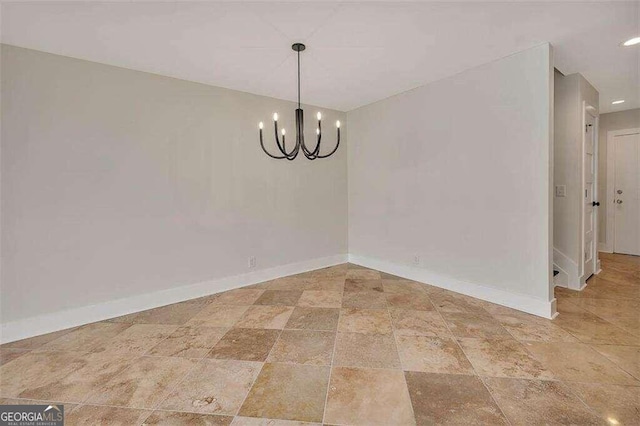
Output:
[248, 256, 256, 269]
[555, 185, 566, 197]
[412, 255, 420, 266]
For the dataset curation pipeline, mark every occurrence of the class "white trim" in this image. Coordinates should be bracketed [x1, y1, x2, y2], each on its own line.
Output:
[348, 254, 556, 319]
[0, 254, 348, 344]
[581, 103, 599, 280]
[598, 242, 612, 253]
[553, 247, 580, 290]
[606, 127, 640, 254]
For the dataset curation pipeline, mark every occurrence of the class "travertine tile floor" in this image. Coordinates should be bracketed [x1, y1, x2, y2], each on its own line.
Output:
[0, 253, 638, 425]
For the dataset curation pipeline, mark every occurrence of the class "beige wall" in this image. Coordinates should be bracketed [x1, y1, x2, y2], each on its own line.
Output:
[1, 45, 348, 325]
[347, 44, 554, 317]
[598, 108, 640, 246]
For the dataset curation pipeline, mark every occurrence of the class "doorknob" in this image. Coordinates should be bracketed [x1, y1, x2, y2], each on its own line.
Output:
[617, 189, 623, 194]
[616, 200, 623, 204]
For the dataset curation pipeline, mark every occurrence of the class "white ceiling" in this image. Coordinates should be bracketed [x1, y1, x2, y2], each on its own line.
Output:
[2, 2, 638, 113]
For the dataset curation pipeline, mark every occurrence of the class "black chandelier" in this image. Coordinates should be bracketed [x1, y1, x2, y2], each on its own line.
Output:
[258, 43, 340, 161]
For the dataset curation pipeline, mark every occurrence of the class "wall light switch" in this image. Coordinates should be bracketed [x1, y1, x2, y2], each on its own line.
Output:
[555, 185, 566, 197]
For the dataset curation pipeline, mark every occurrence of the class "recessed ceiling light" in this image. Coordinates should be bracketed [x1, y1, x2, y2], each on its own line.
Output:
[612, 100, 625, 105]
[622, 36, 640, 46]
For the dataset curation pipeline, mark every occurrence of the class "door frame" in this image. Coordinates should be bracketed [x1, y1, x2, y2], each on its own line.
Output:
[581, 103, 600, 282]
[604, 127, 640, 253]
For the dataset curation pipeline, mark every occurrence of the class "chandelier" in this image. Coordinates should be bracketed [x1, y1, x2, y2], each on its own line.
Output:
[258, 43, 340, 160]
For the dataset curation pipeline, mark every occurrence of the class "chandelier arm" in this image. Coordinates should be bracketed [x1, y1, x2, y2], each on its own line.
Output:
[259, 129, 287, 159]
[313, 119, 322, 156]
[315, 128, 340, 159]
[283, 133, 302, 160]
[284, 136, 301, 161]
[273, 120, 287, 156]
[301, 133, 318, 160]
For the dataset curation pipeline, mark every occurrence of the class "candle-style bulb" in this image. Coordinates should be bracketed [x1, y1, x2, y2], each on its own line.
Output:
[336, 120, 341, 128]
[273, 113, 278, 121]
[281, 129, 286, 135]
[259, 122, 263, 130]
[316, 128, 320, 135]
[317, 112, 322, 120]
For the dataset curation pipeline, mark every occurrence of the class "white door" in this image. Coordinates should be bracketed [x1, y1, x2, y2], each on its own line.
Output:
[583, 112, 597, 277]
[614, 132, 640, 255]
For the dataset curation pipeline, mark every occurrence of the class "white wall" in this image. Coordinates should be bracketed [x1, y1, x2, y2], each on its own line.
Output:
[553, 72, 598, 287]
[1, 45, 347, 337]
[598, 108, 640, 248]
[347, 44, 554, 317]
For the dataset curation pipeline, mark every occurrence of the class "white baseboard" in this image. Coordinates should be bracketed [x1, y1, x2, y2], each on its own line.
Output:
[0, 254, 348, 344]
[348, 254, 555, 319]
[598, 242, 613, 253]
[553, 248, 581, 290]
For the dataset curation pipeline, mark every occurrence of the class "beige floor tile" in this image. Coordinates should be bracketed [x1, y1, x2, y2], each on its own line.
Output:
[590, 344, 640, 379]
[0, 398, 77, 413]
[143, 411, 233, 425]
[605, 315, 640, 336]
[554, 310, 640, 345]
[209, 290, 266, 306]
[381, 279, 425, 294]
[263, 277, 310, 291]
[284, 307, 340, 331]
[0, 351, 86, 398]
[385, 292, 435, 311]
[396, 335, 474, 374]
[524, 342, 639, 385]
[304, 278, 345, 292]
[238, 363, 329, 423]
[338, 308, 392, 335]
[341, 290, 387, 309]
[575, 278, 640, 300]
[567, 297, 640, 320]
[458, 338, 555, 379]
[344, 279, 384, 292]
[147, 326, 229, 358]
[0, 348, 29, 366]
[492, 313, 579, 342]
[109, 300, 208, 325]
[91, 324, 178, 354]
[254, 290, 303, 306]
[207, 328, 279, 362]
[324, 367, 415, 426]
[296, 290, 342, 308]
[231, 417, 320, 425]
[308, 264, 347, 279]
[483, 377, 603, 426]
[345, 269, 382, 280]
[24, 351, 138, 402]
[39, 322, 131, 352]
[187, 305, 250, 327]
[429, 292, 491, 315]
[333, 332, 400, 369]
[389, 308, 451, 337]
[565, 381, 640, 426]
[87, 356, 196, 408]
[404, 371, 508, 425]
[441, 312, 512, 339]
[66, 405, 152, 426]
[0, 327, 77, 350]
[234, 306, 294, 329]
[267, 330, 335, 366]
[159, 359, 262, 415]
